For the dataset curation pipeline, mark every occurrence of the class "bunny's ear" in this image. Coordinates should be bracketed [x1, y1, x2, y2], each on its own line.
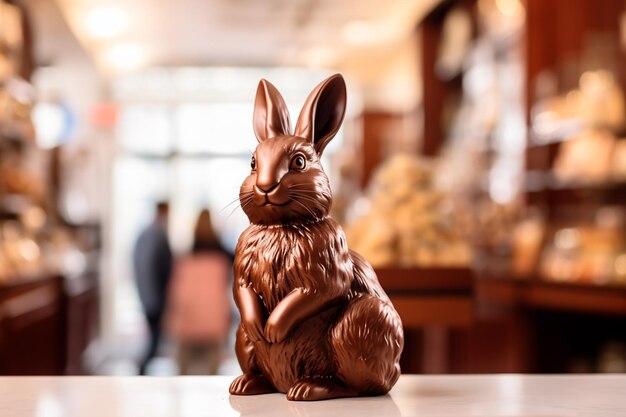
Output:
[295, 74, 347, 155]
[253, 79, 292, 143]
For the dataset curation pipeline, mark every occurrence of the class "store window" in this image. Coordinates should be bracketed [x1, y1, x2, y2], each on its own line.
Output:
[175, 103, 251, 155]
[110, 67, 342, 342]
[117, 104, 172, 155]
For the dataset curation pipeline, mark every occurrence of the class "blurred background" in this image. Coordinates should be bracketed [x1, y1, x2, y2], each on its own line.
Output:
[0, 0, 625, 376]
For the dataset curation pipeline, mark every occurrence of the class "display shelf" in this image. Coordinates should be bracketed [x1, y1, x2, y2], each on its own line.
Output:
[0, 274, 65, 375]
[473, 274, 626, 373]
[0, 119, 35, 145]
[0, 271, 99, 375]
[64, 270, 99, 375]
[0, 272, 57, 289]
[526, 279, 626, 316]
[525, 181, 626, 206]
[376, 267, 474, 374]
[476, 275, 626, 317]
[413, 0, 626, 374]
[376, 267, 473, 327]
[0, 193, 37, 212]
[376, 266, 472, 293]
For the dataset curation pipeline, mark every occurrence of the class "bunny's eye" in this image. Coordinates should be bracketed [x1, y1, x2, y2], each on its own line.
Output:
[250, 156, 256, 171]
[290, 155, 306, 170]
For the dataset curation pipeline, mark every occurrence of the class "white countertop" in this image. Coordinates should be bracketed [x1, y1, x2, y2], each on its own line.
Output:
[0, 375, 624, 417]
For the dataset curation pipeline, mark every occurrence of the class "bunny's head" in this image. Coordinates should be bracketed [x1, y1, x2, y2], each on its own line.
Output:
[239, 74, 347, 225]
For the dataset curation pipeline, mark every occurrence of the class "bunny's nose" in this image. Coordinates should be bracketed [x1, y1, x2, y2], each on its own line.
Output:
[255, 182, 279, 194]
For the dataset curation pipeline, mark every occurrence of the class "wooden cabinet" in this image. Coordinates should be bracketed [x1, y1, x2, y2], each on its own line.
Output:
[0, 273, 99, 375]
[377, 267, 474, 373]
[379, 266, 626, 373]
[412, 0, 626, 374]
[0, 276, 65, 374]
[64, 272, 99, 375]
[473, 277, 626, 373]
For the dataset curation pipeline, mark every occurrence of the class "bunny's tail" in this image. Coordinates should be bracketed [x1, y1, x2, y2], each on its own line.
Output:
[331, 294, 404, 395]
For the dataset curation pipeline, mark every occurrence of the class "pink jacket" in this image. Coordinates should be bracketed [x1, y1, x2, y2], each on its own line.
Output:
[166, 253, 231, 343]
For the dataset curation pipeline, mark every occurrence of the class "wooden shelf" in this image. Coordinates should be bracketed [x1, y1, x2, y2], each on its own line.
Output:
[526, 181, 626, 206]
[0, 274, 65, 375]
[375, 266, 474, 374]
[376, 267, 473, 328]
[376, 267, 472, 293]
[476, 276, 626, 317]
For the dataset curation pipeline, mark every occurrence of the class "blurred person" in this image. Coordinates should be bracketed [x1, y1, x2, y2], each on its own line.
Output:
[133, 201, 173, 375]
[166, 209, 232, 375]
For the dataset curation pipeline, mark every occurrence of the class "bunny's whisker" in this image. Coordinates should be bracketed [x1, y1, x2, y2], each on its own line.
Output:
[225, 194, 254, 221]
[289, 188, 320, 196]
[220, 196, 248, 214]
[290, 194, 322, 207]
[225, 201, 247, 221]
[224, 205, 241, 221]
[288, 185, 322, 194]
[290, 191, 324, 203]
[290, 198, 318, 219]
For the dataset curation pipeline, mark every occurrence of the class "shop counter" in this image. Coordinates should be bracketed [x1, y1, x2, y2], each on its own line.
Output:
[1, 374, 623, 416]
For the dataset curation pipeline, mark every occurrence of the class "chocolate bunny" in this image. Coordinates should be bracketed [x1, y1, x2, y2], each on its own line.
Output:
[230, 74, 404, 401]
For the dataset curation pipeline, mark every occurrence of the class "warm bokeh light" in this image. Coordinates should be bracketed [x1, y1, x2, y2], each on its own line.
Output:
[83, 6, 130, 40]
[32, 102, 66, 149]
[101, 42, 148, 73]
[342, 21, 374, 45]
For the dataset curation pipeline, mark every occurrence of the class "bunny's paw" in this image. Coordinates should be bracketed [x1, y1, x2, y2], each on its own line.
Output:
[286, 378, 357, 401]
[229, 374, 276, 395]
[264, 315, 289, 344]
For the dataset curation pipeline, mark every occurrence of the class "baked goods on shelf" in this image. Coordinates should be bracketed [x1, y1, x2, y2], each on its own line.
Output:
[345, 154, 471, 268]
[552, 129, 615, 185]
[539, 207, 626, 286]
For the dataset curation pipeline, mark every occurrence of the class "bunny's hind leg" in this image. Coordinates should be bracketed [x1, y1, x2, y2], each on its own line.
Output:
[331, 294, 404, 396]
[286, 377, 357, 401]
[229, 324, 276, 395]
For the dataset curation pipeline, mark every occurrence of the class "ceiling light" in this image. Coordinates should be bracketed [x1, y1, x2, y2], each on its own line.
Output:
[101, 43, 148, 73]
[83, 7, 129, 40]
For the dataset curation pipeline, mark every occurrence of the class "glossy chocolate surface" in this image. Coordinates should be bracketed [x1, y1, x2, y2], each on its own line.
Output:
[230, 74, 404, 401]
